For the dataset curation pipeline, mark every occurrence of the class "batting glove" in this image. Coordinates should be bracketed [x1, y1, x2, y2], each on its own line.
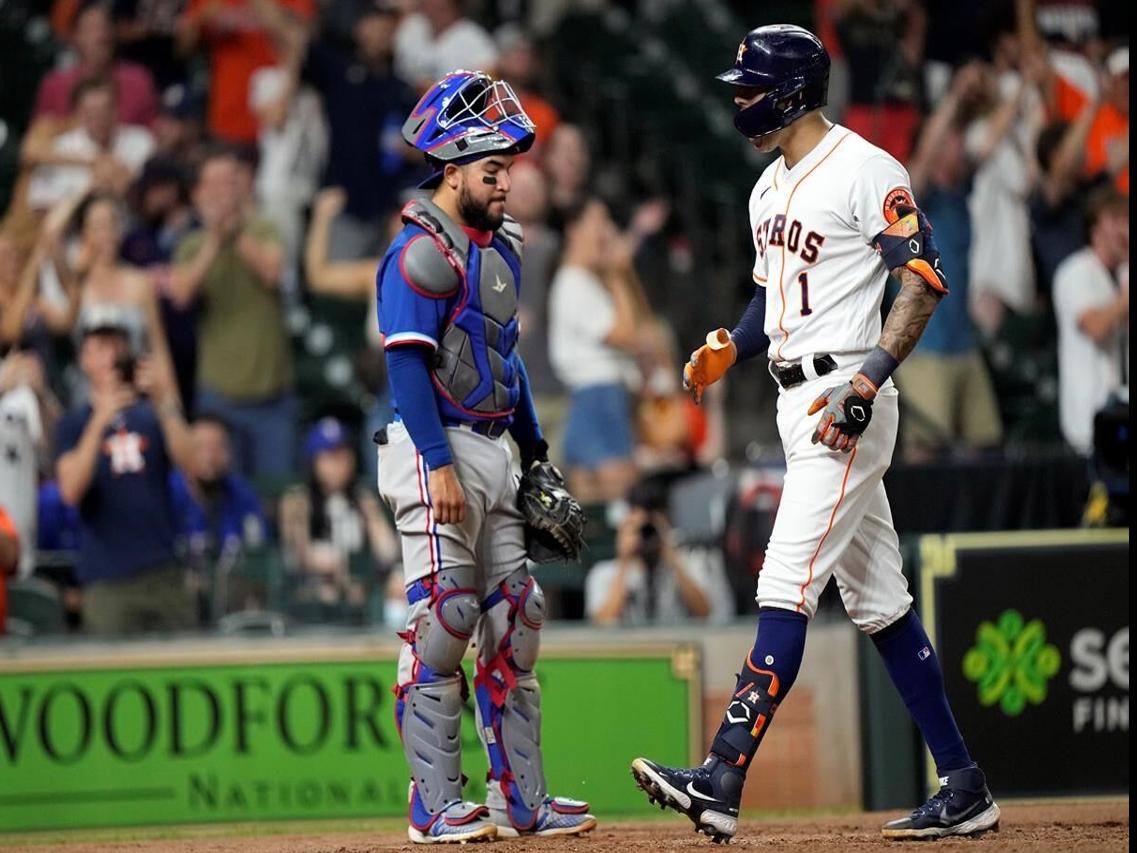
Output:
[807, 375, 875, 452]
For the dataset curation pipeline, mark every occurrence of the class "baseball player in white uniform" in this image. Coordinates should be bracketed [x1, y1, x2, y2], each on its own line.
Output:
[631, 25, 1000, 844]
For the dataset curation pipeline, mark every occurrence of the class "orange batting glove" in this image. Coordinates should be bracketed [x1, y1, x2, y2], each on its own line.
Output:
[682, 329, 737, 404]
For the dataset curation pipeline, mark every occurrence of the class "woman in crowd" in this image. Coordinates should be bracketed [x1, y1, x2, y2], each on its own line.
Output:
[278, 417, 399, 617]
[549, 198, 655, 502]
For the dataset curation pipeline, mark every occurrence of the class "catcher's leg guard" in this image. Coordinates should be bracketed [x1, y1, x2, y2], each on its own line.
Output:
[395, 568, 486, 834]
[474, 568, 595, 836]
[475, 568, 547, 824]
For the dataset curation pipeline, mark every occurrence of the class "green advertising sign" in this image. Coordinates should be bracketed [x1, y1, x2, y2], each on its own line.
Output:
[0, 646, 699, 831]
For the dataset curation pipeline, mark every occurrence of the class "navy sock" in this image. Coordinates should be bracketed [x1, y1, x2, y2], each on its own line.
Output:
[709, 608, 808, 770]
[872, 608, 972, 776]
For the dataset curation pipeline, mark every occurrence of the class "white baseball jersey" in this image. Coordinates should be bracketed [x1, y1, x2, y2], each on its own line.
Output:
[744, 125, 918, 629]
[748, 124, 914, 364]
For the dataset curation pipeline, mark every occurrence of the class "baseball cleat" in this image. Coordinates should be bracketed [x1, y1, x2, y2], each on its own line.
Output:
[631, 756, 743, 844]
[408, 799, 498, 844]
[489, 795, 597, 837]
[881, 765, 1000, 840]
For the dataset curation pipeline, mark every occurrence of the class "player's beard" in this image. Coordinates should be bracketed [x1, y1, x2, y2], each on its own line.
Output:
[458, 182, 504, 232]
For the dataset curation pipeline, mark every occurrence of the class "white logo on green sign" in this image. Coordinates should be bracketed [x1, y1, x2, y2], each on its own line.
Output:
[962, 609, 1061, 717]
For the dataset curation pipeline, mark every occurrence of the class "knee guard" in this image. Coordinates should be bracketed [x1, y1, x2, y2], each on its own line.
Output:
[474, 569, 547, 828]
[394, 568, 479, 818]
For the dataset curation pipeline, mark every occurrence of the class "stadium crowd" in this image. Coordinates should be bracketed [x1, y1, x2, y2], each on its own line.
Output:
[0, 0, 1128, 637]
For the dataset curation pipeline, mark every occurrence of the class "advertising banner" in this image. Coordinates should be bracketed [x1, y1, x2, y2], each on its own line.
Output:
[919, 530, 1129, 797]
[0, 645, 700, 831]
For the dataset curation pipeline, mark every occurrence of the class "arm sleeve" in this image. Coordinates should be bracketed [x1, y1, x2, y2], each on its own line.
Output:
[730, 285, 769, 362]
[507, 356, 544, 463]
[850, 154, 916, 244]
[385, 347, 453, 469]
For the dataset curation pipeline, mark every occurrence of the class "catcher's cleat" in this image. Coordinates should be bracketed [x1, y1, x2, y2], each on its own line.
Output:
[407, 797, 498, 845]
[881, 765, 1000, 840]
[489, 795, 597, 838]
[631, 756, 743, 844]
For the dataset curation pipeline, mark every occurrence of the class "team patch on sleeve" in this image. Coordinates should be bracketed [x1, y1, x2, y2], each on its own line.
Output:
[883, 187, 916, 224]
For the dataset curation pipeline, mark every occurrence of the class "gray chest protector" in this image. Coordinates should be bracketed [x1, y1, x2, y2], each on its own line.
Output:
[400, 199, 525, 420]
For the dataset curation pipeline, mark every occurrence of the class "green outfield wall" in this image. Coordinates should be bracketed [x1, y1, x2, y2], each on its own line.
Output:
[0, 643, 700, 831]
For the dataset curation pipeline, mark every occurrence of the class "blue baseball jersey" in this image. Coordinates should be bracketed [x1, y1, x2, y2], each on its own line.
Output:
[377, 219, 523, 427]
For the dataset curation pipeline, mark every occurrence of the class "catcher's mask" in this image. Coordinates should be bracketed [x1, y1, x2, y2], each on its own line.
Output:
[402, 70, 536, 189]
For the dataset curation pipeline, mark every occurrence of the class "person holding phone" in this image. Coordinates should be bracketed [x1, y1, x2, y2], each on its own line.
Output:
[54, 304, 197, 635]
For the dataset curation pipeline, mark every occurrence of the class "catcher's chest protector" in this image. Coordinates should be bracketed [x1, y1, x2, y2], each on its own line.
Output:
[401, 199, 524, 419]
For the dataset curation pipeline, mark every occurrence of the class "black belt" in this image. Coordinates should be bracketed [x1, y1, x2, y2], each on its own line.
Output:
[372, 419, 508, 447]
[769, 354, 838, 389]
[450, 419, 509, 439]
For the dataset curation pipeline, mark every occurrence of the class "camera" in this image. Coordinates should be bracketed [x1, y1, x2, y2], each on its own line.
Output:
[114, 351, 136, 385]
[628, 476, 670, 568]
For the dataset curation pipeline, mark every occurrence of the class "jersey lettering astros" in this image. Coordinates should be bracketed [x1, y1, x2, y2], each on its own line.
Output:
[749, 125, 915, 363]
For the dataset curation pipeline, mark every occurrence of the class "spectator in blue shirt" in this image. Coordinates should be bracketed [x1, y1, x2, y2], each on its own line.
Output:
[54, 305, 198, 635]
[891, 63, 1003, 460]
[169, 413, 268, 555]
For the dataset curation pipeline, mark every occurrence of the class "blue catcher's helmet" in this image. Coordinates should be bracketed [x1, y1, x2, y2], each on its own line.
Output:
[402, 70, 536, 188]
[716, 25, 830, 139]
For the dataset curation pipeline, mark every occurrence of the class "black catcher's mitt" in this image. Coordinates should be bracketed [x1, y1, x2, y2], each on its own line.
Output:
[517, 460, 586, 563]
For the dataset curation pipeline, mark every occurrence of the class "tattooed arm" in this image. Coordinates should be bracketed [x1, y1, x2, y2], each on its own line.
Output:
[879, 267, 944, 362]
[808, 267, 946, 452]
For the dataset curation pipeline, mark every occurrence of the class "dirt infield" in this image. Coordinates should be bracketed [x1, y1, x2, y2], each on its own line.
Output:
[1, 799, 1127, 852]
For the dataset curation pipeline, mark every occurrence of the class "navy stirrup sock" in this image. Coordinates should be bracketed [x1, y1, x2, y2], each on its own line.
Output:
[709, 608, 808, 771]
[872, 608, 972, 775]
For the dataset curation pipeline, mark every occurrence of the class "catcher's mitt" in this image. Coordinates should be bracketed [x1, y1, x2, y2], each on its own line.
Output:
[517, 461, 586, 563]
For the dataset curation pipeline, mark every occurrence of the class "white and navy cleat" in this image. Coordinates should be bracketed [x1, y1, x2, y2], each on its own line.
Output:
[631, 756, 743, 844]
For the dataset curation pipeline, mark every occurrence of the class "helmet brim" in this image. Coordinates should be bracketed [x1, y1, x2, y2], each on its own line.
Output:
[715, 66, 774, 88]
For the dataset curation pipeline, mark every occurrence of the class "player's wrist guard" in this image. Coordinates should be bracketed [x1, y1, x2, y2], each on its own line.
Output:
[854, 347, 899, 398]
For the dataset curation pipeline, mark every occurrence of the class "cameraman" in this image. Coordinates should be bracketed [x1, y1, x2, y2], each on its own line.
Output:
[586, 496, 730, 626]
[55, 306, 197, 635]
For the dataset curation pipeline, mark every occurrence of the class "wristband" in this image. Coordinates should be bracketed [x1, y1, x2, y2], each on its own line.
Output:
[857, 346, 899, 395]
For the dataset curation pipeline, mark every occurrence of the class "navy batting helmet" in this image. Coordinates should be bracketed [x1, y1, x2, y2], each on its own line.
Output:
[716, 25, 830, 139]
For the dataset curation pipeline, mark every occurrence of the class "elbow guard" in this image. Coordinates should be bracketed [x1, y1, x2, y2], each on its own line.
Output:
[873, 206, 949, 294]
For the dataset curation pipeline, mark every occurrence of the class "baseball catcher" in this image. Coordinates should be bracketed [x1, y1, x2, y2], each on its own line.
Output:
[375, 70, 596, 844]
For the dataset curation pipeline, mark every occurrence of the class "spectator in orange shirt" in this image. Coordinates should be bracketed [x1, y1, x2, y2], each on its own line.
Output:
[1042, 49, 1128, 194]
[0, 506, 19, 636]
[35, 2, 159, 128]
[1085, 48, 1129, 194]
[177, 0, 315, 144]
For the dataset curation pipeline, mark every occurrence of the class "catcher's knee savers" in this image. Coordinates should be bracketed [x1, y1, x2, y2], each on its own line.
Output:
[476, 568, 549, 826]
[395, 568, 480, 816]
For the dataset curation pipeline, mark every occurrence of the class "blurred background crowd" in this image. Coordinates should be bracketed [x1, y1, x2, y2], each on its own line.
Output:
[0, 0, 1128, 639]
